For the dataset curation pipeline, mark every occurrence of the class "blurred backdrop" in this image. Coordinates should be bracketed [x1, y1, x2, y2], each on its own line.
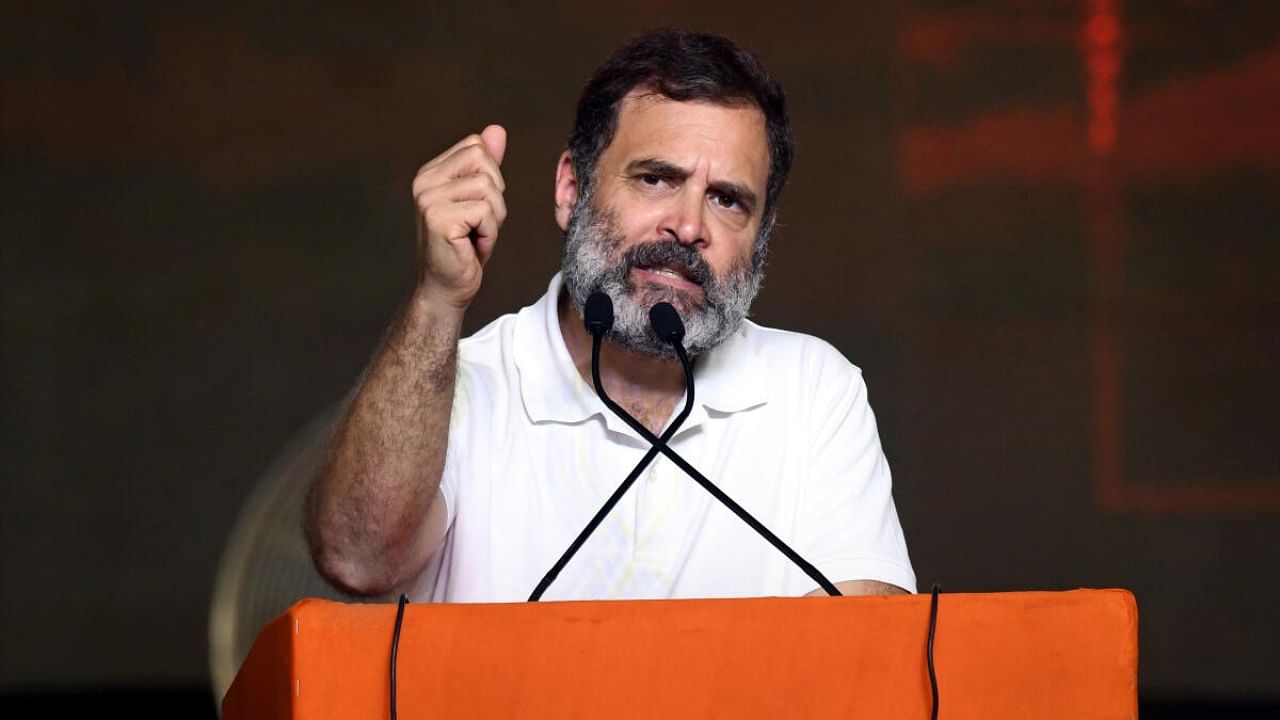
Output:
[3, 0, 1278, 715]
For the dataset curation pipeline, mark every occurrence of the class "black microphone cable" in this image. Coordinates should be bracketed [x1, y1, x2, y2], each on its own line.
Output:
[594, 298, 842, 597]
[389, 592, 408, 720]
[927, 582, 941, 720]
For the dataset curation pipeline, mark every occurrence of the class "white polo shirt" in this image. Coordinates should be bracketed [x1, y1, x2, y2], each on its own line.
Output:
[413, 274, 915, 602]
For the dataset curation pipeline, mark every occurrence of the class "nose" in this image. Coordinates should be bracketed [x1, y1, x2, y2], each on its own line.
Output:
[658, 186, 707, 247]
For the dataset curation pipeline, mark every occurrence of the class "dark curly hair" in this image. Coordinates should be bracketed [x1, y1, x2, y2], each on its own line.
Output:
[568, 29, 793, 220]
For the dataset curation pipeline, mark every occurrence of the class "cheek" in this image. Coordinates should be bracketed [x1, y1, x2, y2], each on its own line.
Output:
[719, 231, 759, 272]
[617, 203, 666, 238]
[611, 216, 663, 253]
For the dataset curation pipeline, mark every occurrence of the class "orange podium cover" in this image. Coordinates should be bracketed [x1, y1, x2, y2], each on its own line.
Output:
[223, 590, 1137, 719]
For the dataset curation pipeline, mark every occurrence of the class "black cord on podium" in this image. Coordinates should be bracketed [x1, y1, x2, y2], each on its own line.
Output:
[927, 583, 941, 720]
[390, 593, 408, 720]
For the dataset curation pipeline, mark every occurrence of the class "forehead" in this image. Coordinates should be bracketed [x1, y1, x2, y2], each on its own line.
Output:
[602, 92, 769, 189]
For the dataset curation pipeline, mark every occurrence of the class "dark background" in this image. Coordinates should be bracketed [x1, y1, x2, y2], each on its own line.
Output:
[3, 0, 1278, 715]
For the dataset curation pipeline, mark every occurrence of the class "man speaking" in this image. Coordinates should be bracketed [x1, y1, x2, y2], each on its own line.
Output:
[305, 29, 915, 602]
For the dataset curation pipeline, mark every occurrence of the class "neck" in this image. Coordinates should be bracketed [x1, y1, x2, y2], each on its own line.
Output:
[557, 291, 686, 435]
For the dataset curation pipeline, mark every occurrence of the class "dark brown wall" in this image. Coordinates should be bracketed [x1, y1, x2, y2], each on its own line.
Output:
[3, 0, 1278, 698]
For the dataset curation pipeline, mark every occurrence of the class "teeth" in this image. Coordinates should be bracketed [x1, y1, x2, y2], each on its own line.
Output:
[652, 268, 682, 279]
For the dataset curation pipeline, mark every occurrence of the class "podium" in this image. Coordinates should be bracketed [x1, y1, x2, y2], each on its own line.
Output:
[223, 589, 1137, 719]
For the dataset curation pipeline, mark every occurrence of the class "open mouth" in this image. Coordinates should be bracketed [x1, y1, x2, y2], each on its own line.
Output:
[633, 263, 704, 293]
[622, 240, 711, 292]
[641, 263, 700, 285]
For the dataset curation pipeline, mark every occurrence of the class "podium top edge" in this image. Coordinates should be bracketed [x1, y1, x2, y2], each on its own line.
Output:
[284, 587, 1136, 614]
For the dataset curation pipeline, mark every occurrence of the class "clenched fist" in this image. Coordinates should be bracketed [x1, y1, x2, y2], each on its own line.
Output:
[411, 125, 508, 310]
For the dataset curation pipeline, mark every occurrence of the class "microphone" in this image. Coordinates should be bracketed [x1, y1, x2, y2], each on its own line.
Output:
[596, 302, 842, 597]
[584, 291, 614, 335]
[528, 292, 695, 601]
[648, 302, 685, 345]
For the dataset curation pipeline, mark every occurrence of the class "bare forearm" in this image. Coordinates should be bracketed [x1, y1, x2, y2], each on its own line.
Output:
[306, 126, 507, 595]
[306, 290, 464, 595]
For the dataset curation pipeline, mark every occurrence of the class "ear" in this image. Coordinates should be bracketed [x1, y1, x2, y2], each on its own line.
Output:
[553, 151, 579, 231]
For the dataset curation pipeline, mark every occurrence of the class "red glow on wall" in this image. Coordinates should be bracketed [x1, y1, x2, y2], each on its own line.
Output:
[896, 2, 1280, 514]
[1079, 1, 1280, 514]
[1083, 0, 1121, 155]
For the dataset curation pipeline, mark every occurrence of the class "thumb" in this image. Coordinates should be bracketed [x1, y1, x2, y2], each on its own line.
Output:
[480, 124, 507, 166]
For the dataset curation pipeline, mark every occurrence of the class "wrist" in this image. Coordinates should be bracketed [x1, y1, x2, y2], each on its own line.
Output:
[407, 283, 469, 328]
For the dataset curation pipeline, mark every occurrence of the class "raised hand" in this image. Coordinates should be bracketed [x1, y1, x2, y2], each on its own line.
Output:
[411, 124, 508, 310]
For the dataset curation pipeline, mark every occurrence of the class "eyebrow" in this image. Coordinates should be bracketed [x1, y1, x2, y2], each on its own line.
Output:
[625, 158, 760, 212]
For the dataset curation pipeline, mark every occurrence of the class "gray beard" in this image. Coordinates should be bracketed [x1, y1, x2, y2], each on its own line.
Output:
[560, 192, 764, 359]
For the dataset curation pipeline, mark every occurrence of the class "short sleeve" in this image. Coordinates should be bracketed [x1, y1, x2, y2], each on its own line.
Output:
[799, 349, 916, 594]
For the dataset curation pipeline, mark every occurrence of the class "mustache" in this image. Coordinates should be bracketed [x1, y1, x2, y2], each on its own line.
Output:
[621, 240, 712, 286]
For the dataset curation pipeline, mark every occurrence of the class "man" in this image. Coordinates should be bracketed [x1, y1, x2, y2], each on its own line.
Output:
[305, 30, 915, 602]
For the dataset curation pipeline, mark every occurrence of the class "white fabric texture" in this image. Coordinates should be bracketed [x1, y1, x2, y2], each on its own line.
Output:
[413, 273, 915, 602]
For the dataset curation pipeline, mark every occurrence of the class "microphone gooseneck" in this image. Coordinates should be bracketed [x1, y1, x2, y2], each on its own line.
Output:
[528, 295, 694, 601]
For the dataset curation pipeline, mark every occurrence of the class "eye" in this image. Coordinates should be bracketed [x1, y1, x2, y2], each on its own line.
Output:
[639, 174, 666, 187]
[710, 191, 744, 212]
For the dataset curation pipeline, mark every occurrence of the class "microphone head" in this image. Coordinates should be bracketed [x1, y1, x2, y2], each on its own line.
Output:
[583, 292, 614, 336]
[648, 302, 686, 346]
